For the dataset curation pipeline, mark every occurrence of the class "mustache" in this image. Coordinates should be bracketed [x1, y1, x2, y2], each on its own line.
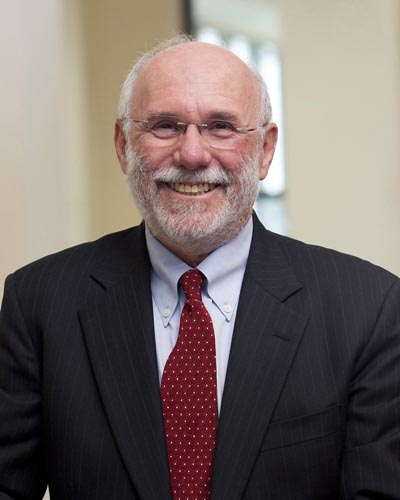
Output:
[150, 165, 231, 186]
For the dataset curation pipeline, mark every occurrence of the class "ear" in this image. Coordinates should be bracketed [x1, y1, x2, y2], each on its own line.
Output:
[114, 120, 128, 174]
[259, 123, 278, 180]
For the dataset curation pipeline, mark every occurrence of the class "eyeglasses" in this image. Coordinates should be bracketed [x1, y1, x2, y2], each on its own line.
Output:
[120, 115, 267, 149]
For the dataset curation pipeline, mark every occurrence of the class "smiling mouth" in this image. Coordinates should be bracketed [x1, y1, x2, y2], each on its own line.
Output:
[167, 182, 217, 195]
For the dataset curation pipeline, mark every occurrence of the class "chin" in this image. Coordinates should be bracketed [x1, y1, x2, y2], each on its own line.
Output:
[125, 142, 261, 254]
[148, 202, 252, 255]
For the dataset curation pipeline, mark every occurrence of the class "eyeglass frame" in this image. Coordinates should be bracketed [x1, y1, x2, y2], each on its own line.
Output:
[119, 115, 269, 142]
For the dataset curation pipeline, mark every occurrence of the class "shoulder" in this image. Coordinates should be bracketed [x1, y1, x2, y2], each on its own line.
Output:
[251, 222, 400, 357]
[251, 217, 399, 303]
[3, 224, 146, 297]
[278, 231, 397, 287]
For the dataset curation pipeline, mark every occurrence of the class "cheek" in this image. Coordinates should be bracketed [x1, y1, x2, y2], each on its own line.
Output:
[209, 148, 242, 173]
[134, 136, 172, 171]
[217, 139, 259, 174]
[144, 153, 167, 172]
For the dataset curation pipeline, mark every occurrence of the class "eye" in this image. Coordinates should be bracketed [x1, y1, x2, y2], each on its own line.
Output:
[150, 119, 180, 138]
[206, 120, 236, 136]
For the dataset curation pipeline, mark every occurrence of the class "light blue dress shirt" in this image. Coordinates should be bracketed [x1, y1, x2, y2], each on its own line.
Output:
[145, 218, 253, 413]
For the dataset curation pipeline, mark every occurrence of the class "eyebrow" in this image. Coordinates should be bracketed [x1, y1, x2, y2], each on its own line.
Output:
[206, 111, 240, 122]
[144, 112, 180, 120]
[145, 111, 241, 122]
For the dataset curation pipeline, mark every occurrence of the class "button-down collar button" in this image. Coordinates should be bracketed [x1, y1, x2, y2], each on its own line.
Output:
[223, 304, 232, 313]
[162, 308, 171, 318]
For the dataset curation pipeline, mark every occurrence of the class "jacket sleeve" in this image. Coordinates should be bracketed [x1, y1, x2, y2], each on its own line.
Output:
[0, 273, 47, 500]
[340, 279, 400, 498]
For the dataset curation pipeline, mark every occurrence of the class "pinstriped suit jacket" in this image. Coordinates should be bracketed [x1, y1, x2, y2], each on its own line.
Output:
[1, 215, 400, 500]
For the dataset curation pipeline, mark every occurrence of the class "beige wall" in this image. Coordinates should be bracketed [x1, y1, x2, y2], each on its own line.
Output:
[0, 0, 87, 290]
[0, 0, 183, 293]
[81, 0, 184, 238]
[281, 0, 400, 275]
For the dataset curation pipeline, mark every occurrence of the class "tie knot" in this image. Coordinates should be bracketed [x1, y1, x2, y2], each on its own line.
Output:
[179, 269, 203, 301]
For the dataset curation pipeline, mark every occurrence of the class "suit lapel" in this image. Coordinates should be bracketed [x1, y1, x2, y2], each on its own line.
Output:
[77, 218, 308, 500]
[211, 217, 309, 500]
[79, 226, 172, 500]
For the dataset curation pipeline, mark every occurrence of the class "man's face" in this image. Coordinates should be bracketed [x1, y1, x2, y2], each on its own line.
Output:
[116, 43, 277, 259]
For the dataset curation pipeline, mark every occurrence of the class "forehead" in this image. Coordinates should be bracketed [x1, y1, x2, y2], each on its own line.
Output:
[131, 43, 260, 122]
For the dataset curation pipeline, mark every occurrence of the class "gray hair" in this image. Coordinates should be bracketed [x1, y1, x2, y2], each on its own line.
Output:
[118, 34, 272, 134]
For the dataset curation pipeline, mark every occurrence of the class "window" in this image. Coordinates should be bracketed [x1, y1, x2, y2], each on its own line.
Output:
[188, 0, 288, 234]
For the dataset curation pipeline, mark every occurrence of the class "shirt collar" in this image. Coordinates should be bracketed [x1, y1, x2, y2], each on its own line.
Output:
[146, 218, 253, 326]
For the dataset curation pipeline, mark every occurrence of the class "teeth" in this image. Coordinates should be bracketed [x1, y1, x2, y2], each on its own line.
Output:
[169, 182, 216, 195]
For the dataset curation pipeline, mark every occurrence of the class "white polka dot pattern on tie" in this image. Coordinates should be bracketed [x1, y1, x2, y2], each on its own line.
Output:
[161, 269, 218, 500]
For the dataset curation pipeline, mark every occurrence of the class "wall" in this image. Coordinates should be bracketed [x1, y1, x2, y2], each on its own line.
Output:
[0, 0, 183, 293]
[81, 0, 184, 238]
[0, 0, 87, 291]
[281, 0, 400, 275]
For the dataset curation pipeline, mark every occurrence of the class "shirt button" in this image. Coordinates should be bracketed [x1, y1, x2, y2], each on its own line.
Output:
[163, 308, 171, 318]
[223, 304, 232, 313]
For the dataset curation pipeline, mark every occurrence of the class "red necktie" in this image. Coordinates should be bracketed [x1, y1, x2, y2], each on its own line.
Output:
[161, 269, 218, 500]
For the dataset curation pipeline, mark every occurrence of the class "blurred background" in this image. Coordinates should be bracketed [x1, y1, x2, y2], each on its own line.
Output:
[0, 1, 399, 497]
[1, 0, 399, 301]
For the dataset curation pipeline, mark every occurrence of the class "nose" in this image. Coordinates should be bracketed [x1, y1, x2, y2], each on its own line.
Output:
[172, 123, 212, 170]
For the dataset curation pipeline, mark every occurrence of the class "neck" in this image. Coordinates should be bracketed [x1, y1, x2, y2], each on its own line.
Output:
[160, 241, 211, 268]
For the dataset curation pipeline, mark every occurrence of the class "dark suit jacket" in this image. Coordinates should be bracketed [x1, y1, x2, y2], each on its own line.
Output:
[1, 216, 400, 500]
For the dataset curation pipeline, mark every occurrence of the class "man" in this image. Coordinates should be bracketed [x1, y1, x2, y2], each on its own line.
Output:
[1, 35, 399, 500]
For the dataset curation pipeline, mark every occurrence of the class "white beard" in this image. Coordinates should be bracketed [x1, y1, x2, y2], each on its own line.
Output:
[125, 142, 261, 256]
